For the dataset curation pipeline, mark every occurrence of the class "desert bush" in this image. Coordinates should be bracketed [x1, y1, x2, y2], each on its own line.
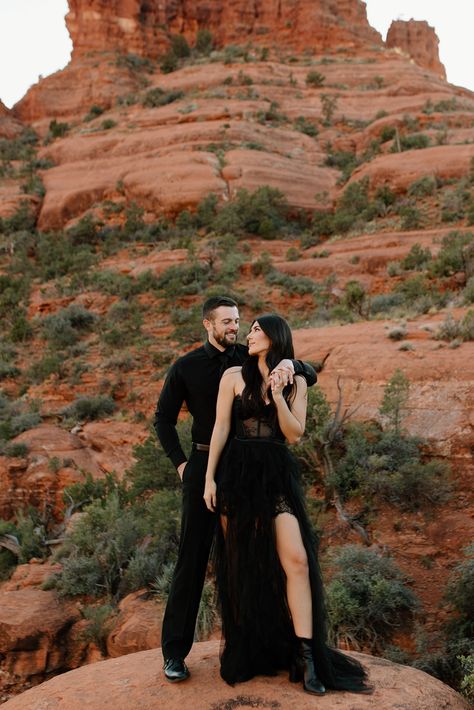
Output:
[391, 133, 430, 152]
[440, 185, 471, 223]
[61, 395, 116, 422]
[265, 269, 316, 296]
[42, 305, 97, 348]
[400, 243, 432, 271]
[408, 176, 437, 197]
[293, 116, 318, 137]
[84, 105, 104, 122]
[430, 231, 473, 277]
[170, 34, 191, 58]
[194, 29, 214, 55]
[463, 277, 474, 304]
[211, 186, 291, 238]
[142, 88, 184, 108]
[398, 204, 422, 230]
[324, 149, 358, 182]
[100, 299, 144, 347]
[116, 53, 154, 73]
[47, 119, 69, 139]
[379, 125, 396, 143]
[342, 280, 368, 317]
[0, 128, 37, 161]
[326, 545, 419, 651]
[0, 200, 36, 235]
[0, 393, 42, 442]
[435, 310, 474, 342]
[306, 71, 325, 87]
[27, 353, 65, 384]
[320, 94, 338, 125]
[160, 52, 178, 74]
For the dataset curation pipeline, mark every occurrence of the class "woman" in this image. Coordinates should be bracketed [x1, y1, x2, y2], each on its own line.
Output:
[204, 314, 369, 695]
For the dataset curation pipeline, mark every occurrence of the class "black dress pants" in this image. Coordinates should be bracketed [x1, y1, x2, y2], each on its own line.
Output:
[161, 448, 216, 660]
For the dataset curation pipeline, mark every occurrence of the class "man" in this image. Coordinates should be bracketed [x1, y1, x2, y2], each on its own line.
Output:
[154, 295, 316, 682]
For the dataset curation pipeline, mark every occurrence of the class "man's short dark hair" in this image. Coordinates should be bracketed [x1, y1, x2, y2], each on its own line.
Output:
[202, 296, 238, 320]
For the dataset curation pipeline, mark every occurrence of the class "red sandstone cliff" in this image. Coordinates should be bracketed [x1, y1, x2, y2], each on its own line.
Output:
[386, 19, 446, 80]
[65, 0, 382, 58]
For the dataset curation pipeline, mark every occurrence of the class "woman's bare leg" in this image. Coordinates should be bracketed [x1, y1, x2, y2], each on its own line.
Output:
[274, 512, 312, 638]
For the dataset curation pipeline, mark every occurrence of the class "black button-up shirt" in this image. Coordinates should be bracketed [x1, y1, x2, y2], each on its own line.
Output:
[154, 341, 316, 468]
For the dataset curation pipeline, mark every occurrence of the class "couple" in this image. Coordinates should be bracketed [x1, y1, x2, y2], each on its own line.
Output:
[154, 296, 369, 695]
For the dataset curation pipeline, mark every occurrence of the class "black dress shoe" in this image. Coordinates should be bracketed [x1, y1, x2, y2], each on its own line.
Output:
[163, 657, 190, 682]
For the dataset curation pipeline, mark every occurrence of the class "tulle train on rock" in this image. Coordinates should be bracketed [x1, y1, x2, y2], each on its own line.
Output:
[214, 433, 368, 691]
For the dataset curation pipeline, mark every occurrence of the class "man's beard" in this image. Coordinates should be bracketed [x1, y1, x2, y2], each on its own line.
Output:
[214, 331, 237, 348]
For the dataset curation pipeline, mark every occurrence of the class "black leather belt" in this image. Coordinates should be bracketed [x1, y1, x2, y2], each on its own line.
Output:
[193, 442, 210, 451]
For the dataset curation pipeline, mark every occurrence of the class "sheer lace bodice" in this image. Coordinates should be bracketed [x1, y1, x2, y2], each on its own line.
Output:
[233, 395, 285, 442]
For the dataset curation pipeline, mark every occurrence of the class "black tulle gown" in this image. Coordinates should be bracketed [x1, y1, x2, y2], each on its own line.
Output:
[214, 395, 368, 691]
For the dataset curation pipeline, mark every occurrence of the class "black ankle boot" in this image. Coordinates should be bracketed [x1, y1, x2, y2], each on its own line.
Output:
[289, 638, 325, 695]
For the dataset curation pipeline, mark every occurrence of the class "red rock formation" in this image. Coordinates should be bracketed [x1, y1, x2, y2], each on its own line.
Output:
[66, 0, 382, 59]
[0, 422, 146, 519]
[2, 640, 471, 709]
[0, 100, 24, 139]
[386, 20, 446, 79]
[0, 589, 80, 680]
[106, 590, 164, 657]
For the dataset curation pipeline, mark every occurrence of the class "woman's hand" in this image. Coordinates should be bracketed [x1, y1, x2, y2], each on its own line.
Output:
[270, 369, 286, 397]
[203, 478, 217, 512]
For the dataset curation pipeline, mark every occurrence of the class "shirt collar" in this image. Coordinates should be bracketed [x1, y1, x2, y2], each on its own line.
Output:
[204, 341, 236, 359]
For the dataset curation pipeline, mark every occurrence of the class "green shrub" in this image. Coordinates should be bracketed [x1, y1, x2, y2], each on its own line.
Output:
[326, 545, 419, 651]
[84, 105, 104, 122]
[160, 52, 178, 74]
[42, 305, 97, 348]
[400, 243, 432, 271]
[379, 368, 409, 433]
[0, 128, 37, 161]
[116, 53, 154, 73]
[463, 277, 474, 304]
[408, 176, 437, 197]
[0, 200, 36, 235]
[48, 119, 69, 139]
[2, 442, 29, 457]
[369, 293, 405, 315]
[380, 125, 396, 143]
[391, 133, 430, 152]
[306, 71, 325, 87]
[398, 204, 422, 230]
[324, 149, 358, 182]
[342, 280, 368, 317]
[210, 186, 291, 238]
[320, 93, 338, 125]
[293, 116, 318, 137]
[430, 231, 473, 277]
[101, 299, 143, 346]
[0, 362, 21, 381]
[170, 34, 191, 58]
[142, 88, 184, 108]
[194, 29, 214, 55]
[28, 353, 65, 384]
[100, 119, 117, 131]
[61, 395, 116, 422]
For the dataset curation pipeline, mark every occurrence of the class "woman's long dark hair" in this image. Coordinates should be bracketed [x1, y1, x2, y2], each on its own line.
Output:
[241, 314, 295, 417]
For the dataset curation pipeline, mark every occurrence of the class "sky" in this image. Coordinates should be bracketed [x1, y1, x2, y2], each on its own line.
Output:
[0, 0, 473, 109]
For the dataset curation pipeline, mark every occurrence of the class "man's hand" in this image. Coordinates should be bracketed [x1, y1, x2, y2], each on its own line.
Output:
[203, 479, 217, 512]
[270, 359, 294, 389]
[177, 461, 187, 481]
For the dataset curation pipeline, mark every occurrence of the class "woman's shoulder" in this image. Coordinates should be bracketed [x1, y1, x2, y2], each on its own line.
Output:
[294, 374, 308, 393]
[222, 366, 242, 376]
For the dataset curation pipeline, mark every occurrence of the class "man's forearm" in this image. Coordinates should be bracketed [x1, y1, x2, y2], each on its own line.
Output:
[154, 411, 187, 469]
[293, 360, 317, 387]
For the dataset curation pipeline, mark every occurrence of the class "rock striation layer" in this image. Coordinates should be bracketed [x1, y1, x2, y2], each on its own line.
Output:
[386, 19, 446, 79]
